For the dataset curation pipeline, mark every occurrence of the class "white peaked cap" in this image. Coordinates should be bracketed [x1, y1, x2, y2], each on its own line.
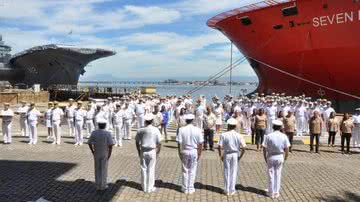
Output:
[144, 113, 154, 121]
[97, 118, 107, 124]
[272, 120, 283, 127]
[227, 118, 238, 126]
[184, 114, 195, 120]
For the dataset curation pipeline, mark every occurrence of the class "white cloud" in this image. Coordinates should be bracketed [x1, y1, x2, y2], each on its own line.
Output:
[118, 31, 229, 57]
[172, 0, 263, 15]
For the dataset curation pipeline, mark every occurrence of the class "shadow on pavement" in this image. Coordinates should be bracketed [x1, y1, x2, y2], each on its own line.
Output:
[236, 184, 267, 196]
[194, 182, 223, 194]
[317, 191, 360, 202]
[0, 160, 122, 202]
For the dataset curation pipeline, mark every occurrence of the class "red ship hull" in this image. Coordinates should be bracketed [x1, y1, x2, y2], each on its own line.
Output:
[208, 0, 360, 106]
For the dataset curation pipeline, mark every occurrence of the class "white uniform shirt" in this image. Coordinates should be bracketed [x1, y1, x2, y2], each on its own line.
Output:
[88, 129, 114, 158]
[218, 130, 247, 153]
[124, 108, 134, 121]
[266, 105, 277, 119]
[85, 109, 95, 121]
[324, 107, 335, 119]
[52, 108, 64, 122]
[353, 114, 360, 124]
[27, 109, 41, 125]
[65, 105, 76, 119]
[45, 108, 53, 120]
[296, 106, 307, 117]
[262, 131, 290, 156]
[1, 109, 14, 123]
[135, 103, 145, 116]
[136, 125, 161, 149]
[176, 124, 204, 150]
[113, 110, 125, 126]
[74, 108, 87, 122]
[17, 106, 29, 118]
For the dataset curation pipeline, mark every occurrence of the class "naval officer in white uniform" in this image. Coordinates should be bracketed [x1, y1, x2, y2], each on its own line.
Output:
[135, 113, 162, 193]
[88, 118, 114, 191]
[0, 103, 14, 144]
[26, 103, 41, 145]
[51, 102, 64, 145]
[176, 114, 204, 194]
[262, 120, 290, 199]
[218, 118, 247, 195]
[16, 101, 29, 137]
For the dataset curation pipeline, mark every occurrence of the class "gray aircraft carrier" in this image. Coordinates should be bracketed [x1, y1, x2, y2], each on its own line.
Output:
[0, 35, 115, 88]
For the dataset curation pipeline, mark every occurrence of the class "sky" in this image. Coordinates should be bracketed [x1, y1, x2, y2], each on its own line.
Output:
[0, 0, 263, 81]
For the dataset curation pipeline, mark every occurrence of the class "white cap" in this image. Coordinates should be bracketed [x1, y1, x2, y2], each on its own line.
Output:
[356, 108, 360, 111]
[227, 118, 238, 126]
[272, 120, 283, 127]
[144, 113, 154, 121]
[97, 118, 107, 124]
[184, 114, 195, 120]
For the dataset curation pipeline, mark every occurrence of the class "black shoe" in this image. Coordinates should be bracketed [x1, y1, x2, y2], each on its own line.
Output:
[210, 148, 215, 151]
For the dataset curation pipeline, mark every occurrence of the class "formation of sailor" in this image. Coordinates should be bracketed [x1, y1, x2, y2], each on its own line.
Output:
[2, 92, 360, 197]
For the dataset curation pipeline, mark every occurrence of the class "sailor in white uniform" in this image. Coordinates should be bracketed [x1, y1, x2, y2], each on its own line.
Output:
[295, 101, 307, 136]
[262, 120, 290, 199]
[352, 108, 360, 148]
[265, 100, 277, 134]
[113, 104, 125, 147]
[51, 102, 64, 145]
[16, 101, 29, 137]
[135, 99, 146, 129]
[0, 103, 14, 144]
[44, 102, 54, 140]
[74, 101, 87, 146]
[88, 118, 114, 191]
[26, 103, 41, 144]
[218, 118, 247, 195]
[123, 103, 135, 140]
[177, 114, 204, 194]
[65, 99, 76, 137]
[85, 103, 95, 138]
[136, 114, 162, 193]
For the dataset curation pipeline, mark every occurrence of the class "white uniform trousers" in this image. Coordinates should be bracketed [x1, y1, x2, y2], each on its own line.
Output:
[352, 126, 360, 147]
[123, 120, 132, 140]
[52, 121, 62, 144]
[28, 122, 37, 144]
[267, 155, 284, 195]
[2, 122, 12, 143]
[223, 152, 239, 194]
[296, 116, 306, 136]
[94, 156, 109, 190]
[137, 114, 145, 129]
[114, 124, 123, 146]
[20, 117, 29, 137]
[181, 149, 198, 193]
[75, 121, 84, 145]
[67, 118, 75, 136]
[86, 120, 95, 138]
[140, 149, 157, 192]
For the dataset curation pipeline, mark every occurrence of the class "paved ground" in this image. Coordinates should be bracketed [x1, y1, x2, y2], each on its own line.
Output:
[0, 106, 360, 202]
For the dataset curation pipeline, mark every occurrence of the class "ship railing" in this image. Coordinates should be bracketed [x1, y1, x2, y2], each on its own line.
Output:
[207, 0, 296, 27]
